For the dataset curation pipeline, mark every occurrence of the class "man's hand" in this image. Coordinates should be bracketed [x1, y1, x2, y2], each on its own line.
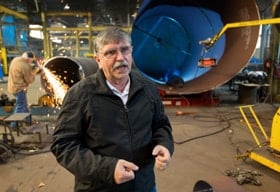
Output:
[114, 159, 139, 184]
[152, 145, 171, 171]
[35, 66, 43, 74]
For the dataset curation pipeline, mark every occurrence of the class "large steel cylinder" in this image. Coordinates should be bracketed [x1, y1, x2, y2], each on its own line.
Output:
[131, 0, 260, 94]
[41, 56, 98, 96]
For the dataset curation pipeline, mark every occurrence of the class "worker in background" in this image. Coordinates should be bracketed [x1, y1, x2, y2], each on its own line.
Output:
[51, 27, 174, 192]
[7, 51, 42, 128]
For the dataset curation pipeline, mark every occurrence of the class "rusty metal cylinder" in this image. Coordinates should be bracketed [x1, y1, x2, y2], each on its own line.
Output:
[41, 56, 98, 96]
[132, 0, 260, 94]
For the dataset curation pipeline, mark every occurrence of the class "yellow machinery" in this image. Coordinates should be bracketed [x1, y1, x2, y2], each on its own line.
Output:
[199, 18, 280, 172]
[271, 108, 280, 151]
[199, 17, 280, 50]
[237, 105, 280, 173]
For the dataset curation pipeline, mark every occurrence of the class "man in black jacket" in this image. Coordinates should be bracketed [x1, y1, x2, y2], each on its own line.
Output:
[51, 27, 174, 192]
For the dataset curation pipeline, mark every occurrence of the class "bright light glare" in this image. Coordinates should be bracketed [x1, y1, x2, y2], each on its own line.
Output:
[29, 24, 43, 39]
[42, 68, 69, 106]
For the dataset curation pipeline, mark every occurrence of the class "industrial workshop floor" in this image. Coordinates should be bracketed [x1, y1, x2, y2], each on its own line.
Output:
[0, 76, 280, 192]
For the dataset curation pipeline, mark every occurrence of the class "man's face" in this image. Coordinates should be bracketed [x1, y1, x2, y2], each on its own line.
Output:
[95, 40, 133, 83]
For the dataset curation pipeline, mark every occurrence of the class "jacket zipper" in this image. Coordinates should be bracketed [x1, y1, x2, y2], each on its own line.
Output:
[123, 104, 135, 163]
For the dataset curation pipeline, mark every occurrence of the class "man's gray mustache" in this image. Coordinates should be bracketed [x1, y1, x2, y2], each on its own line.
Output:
[113, 61, 129, 70]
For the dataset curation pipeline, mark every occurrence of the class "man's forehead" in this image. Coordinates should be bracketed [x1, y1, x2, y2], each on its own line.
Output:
[102, 42, 130, 49]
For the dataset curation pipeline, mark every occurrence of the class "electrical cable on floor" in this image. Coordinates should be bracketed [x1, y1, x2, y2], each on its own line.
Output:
[11, 147, 51, 156]
[0, 121, 54, 158]
[172, 101, 277, 145]
[1, 139, 51, 157]
[173, 114, 232, 145]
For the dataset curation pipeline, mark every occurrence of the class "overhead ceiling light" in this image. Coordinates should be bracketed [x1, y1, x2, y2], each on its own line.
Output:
[64, 3, 70, 10]
[29, 24, 43, 39]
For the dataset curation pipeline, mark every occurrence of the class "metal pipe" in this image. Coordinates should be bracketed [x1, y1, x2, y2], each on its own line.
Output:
[131, 0, 260, 94]
[41, 56, 98, 97]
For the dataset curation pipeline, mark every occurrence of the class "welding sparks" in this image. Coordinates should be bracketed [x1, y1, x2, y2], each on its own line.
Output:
[42, 67, 69, 106]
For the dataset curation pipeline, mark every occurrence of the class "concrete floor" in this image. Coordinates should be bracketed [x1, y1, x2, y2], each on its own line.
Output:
[0, 76, 280, 192]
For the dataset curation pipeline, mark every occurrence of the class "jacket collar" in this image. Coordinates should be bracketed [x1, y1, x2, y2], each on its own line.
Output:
[94, 69, 145, 97]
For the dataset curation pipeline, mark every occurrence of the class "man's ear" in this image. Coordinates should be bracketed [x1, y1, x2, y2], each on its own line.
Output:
[94, 55, 100, 63]
[94, 55, 102, 68]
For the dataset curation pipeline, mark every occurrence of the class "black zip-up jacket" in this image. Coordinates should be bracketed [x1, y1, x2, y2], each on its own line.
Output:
[51, 69, 174, 192]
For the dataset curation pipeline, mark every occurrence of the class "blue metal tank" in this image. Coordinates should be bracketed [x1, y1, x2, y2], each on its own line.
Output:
[131, 0, 260, 94]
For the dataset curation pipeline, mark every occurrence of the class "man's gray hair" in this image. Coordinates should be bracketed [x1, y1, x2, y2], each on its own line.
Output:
[94, 27, 131, 54]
